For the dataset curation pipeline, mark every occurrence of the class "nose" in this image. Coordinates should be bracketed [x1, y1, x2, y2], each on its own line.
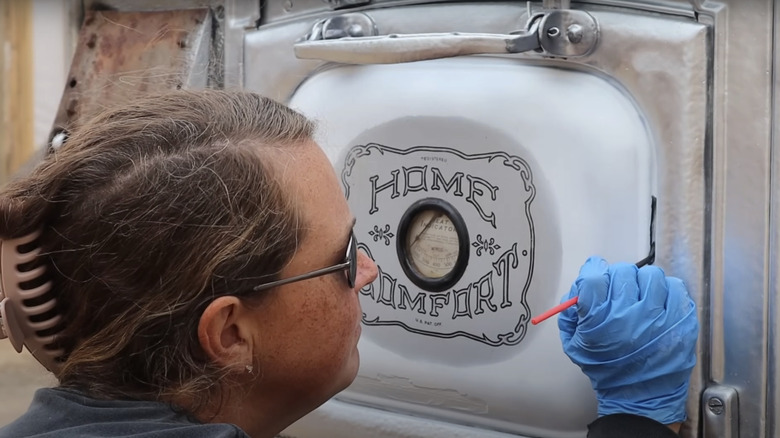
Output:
[355, 249, 378, 290]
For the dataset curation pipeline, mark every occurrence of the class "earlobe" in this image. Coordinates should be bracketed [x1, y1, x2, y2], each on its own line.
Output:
[198, 296, 253, 369]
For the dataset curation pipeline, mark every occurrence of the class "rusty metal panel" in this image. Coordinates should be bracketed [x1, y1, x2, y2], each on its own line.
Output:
[83, 0, 222, 11]
[51, 8, 212, 138]
[79, 1, 262, 87]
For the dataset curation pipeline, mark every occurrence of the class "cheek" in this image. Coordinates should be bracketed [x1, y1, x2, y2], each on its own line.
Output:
[313, 294, 362, 381]
[269, 291, 362, 372]
[316, 292, 362, 352]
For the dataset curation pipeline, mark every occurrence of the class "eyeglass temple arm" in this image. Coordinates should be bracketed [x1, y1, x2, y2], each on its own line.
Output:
[252, 261, 351, 292]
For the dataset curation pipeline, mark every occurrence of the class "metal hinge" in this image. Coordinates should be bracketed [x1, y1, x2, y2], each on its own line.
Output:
[295, 7, 599, 64]
[702, 385, 739, 438]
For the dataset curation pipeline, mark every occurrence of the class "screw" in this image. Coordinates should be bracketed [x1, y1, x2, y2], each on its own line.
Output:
[567, 24, 584, 44]
[708, 397, 724, 415]
[546, 27, 560, 38]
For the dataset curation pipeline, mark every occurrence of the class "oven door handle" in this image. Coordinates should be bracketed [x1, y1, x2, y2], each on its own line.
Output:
[294, 24, 541, 65]
[293, 9, 598, 65]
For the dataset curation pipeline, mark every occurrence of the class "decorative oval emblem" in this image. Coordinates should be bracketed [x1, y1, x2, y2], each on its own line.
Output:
[343, 141, 537, 347]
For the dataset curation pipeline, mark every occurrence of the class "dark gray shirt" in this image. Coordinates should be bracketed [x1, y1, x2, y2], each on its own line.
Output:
[0, 388, 249, 438]
[2, 388, 678, 438]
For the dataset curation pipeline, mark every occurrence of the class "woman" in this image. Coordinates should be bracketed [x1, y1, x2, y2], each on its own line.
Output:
[0, 90, 378, 437]
[0, 90, 696, 437]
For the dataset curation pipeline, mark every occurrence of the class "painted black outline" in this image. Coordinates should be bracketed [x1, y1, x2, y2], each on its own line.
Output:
[369, 224, 394, 246]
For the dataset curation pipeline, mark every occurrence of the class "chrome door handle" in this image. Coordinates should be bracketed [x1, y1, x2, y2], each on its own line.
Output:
[294, 10, 598, 65]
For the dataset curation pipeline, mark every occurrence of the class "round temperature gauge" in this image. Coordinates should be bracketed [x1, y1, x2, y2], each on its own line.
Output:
[396, 198, 469, 292]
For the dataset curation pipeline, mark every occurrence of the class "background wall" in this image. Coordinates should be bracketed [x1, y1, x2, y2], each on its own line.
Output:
[0, 0, 34, 182]
[31, 0, 79, 148]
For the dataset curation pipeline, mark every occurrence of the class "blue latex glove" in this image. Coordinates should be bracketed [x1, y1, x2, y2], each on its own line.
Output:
[558, 256, 698, 425]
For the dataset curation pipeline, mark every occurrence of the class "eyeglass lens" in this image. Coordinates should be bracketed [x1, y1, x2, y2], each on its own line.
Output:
[347, 231, 357, 288]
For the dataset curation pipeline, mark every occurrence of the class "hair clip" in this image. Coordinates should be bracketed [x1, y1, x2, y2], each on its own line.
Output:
[0, 231, 64, 371]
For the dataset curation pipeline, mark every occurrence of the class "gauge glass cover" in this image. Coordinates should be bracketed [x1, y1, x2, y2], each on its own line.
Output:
[405, 210, 460, 279]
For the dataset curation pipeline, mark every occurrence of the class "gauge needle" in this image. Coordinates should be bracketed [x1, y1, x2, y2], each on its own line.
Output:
[409, 212, 445, 248]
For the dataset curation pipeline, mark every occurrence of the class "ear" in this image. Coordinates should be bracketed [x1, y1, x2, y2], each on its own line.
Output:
[198, 296, 254, 369]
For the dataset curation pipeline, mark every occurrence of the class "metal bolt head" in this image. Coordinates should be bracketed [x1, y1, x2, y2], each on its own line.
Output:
[708, 397, 725, 415]
[566, 24, 584, 44]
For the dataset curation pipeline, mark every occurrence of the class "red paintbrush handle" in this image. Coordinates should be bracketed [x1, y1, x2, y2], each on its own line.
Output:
[531, 296, 579, 325]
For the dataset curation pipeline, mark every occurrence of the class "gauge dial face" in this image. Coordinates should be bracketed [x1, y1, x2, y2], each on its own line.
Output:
[397, 198, 469, 292]
[405, 209, 460, 279]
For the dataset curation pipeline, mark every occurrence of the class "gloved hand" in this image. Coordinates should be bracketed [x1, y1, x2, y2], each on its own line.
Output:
[558, 256, 698, 425]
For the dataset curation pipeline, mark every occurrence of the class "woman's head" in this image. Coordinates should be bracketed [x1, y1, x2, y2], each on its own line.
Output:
[0, 90, 377, 431]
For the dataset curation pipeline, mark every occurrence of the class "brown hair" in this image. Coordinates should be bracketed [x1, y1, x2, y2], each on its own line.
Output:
[0, 90, 315, 408]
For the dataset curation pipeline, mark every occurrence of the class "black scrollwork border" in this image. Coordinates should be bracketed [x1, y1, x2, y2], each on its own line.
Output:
[346, 144, 536, 346]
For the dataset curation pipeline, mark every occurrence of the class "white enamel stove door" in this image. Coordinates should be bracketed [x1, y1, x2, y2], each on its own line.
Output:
[287, 57, 654, 437]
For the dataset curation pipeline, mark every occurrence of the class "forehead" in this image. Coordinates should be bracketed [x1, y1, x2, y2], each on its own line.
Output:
[272, 141, 351, 235]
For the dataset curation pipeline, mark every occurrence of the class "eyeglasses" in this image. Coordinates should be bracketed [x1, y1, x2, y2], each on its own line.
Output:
[252, 230, 357, 292]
